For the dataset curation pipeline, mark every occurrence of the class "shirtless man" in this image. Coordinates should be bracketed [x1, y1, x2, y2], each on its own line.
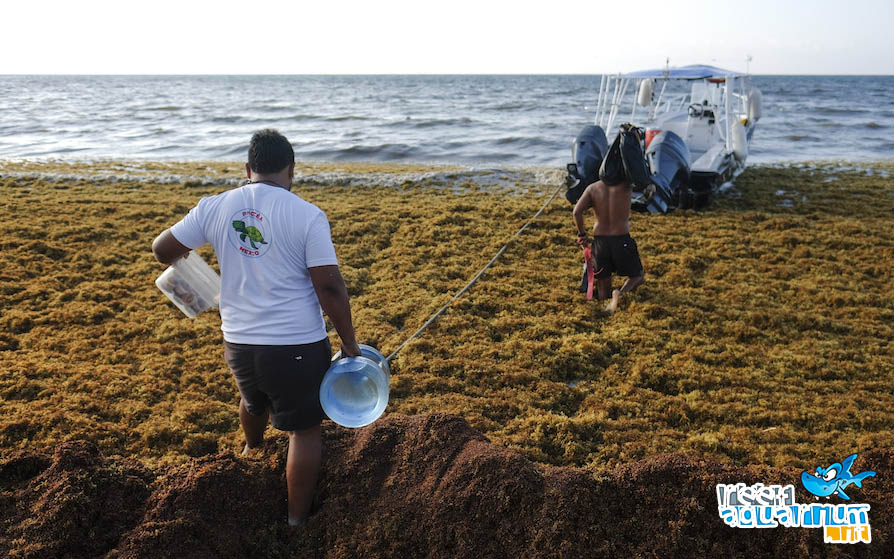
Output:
[572, 178, 645, 313]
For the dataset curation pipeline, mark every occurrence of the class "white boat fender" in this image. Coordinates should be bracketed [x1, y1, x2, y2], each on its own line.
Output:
[732, 120, 748, 161]
[637, 79, 653, 107]
[747, 88, 763, 122]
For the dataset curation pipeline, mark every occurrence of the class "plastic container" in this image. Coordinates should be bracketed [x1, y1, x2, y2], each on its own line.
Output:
[155, 251, 221, 318]
[320, 350, 389, 428]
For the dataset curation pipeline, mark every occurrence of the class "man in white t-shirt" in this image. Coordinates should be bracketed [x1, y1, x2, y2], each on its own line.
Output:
[152, 129, 361, 526]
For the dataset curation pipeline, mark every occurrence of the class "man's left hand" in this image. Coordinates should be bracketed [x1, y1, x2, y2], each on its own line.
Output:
[341, 341, 362, 358]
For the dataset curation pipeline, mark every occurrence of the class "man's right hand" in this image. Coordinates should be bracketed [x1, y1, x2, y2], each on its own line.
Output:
[341, 340, 362, 358]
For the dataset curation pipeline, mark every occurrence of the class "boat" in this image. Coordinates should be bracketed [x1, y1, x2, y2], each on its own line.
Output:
[564, 64, 762, 213]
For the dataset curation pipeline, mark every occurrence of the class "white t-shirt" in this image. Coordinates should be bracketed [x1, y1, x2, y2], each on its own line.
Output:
[170, 182, 338, 345]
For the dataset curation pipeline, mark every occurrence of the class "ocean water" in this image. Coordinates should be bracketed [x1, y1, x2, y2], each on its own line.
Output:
[1, 74, 892, 166]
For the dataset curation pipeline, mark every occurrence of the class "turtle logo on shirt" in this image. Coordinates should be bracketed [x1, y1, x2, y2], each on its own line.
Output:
[232, 220, 267, 249]
[228, 209, 272, 258]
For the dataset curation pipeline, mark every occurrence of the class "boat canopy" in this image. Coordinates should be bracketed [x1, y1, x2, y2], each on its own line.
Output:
[621, 64, 744, 80]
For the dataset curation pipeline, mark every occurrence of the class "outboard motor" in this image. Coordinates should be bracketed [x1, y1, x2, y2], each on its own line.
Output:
[632, 130, 692, 214]
[564, 125, 608, 204]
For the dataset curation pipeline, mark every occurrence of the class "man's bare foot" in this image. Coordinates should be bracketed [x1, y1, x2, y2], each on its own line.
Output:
[241, 443, 263, 457]
[606, 289, 621, 314]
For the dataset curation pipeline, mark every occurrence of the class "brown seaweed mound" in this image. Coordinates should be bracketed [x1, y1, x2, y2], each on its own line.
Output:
[2, 414, 891, 558]
[0, 441, 152, 558]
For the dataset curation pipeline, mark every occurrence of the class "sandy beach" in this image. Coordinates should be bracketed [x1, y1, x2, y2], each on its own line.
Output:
[1, 160, 892, 557]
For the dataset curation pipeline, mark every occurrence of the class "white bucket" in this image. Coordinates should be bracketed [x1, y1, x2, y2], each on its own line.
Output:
[155, 251, 221, 318]
[320, 345, 390, 428]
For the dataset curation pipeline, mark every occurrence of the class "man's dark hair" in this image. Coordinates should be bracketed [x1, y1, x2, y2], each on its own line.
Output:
[248, 129, 294, 174]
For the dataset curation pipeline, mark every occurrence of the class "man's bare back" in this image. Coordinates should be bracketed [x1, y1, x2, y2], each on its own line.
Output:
[573, 179, 632, 236]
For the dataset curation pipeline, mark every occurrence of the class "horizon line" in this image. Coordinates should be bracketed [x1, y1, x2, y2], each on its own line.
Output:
[2, 72, 894, 77]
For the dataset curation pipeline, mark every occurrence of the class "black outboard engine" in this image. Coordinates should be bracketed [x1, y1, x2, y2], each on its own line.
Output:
[564, 125, 608, 204]
[632, 130, 692, 214]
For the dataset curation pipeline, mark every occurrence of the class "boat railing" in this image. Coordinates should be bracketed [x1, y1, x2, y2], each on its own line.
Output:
[595, 73, 750, 138]
[602, 77, 632, 133]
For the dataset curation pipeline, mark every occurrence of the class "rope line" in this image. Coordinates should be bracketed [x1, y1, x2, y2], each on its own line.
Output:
[384, 184, 565, 363]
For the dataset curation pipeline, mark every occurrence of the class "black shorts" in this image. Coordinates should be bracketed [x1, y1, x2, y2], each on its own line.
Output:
[592, 234, 643, 279]
[224, 338, 332, 431]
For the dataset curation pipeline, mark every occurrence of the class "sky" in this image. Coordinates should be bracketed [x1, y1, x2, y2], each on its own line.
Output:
[2, 0, 892, 75]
